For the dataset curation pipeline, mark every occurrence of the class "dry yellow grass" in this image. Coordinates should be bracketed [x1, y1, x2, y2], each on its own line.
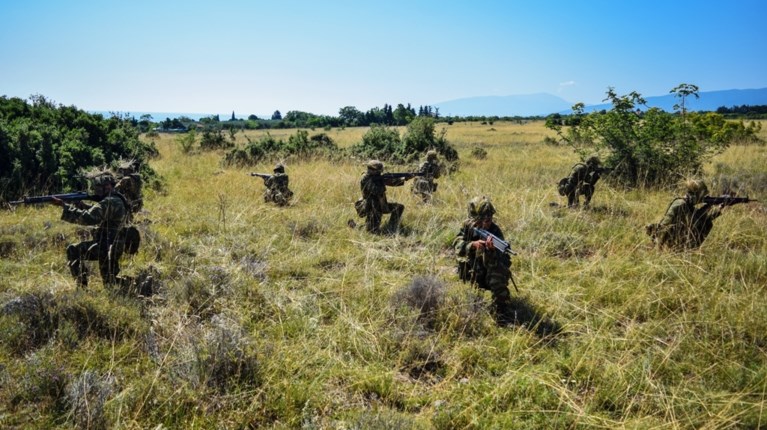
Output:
[1, 120, 765, 428]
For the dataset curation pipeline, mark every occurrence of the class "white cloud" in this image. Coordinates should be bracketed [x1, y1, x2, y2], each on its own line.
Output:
[557, 81, 576, 93]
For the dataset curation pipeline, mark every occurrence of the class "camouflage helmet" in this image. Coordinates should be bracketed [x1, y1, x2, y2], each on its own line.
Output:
[273, 163, 285, 173]
[116, 158, 137, 173]
[468, 196, 496, 219]
[586, 155, 601, 166]
[367, 160, 384, 173]
[426, 150, 438, 160]
[685, 179, 708, 202]
[91, 172, 116, 187]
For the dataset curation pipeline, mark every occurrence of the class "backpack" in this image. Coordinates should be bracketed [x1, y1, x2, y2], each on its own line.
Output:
[121, 225, 141, 255]
[354, 198, 367, 218]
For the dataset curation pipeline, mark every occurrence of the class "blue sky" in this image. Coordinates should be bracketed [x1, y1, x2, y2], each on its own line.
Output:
[2, 0, 766, 117]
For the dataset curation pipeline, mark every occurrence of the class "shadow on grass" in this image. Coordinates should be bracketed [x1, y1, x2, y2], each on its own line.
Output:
[499, 296, 563, 340]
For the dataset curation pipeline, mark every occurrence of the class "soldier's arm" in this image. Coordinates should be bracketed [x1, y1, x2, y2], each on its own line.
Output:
[61, 201, 105, 226]
[384, 177, 407, 187]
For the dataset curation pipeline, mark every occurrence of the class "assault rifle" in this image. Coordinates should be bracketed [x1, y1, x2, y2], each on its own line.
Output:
[9, 191, 98, 206]
[702, 195, 757, 207]
[381, 172, 424, 181]
[472, 227, 519, 292]
[471, 227, 517, 256]
[250, 172, 272, 180]
[594, 167, 613, 175]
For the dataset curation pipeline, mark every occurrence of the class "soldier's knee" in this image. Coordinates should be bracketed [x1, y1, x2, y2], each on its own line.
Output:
[66, 244, 79, 261]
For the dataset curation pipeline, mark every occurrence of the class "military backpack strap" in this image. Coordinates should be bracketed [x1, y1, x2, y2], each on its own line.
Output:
[570, 163, 586, 174]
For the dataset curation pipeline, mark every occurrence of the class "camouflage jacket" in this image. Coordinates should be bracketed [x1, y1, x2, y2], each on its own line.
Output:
[360, 173, 404, 211]
[61, 193, 128, 243]
[417, 160, 442, 180]
[264, 173, 291, 194]
[656, 196, 721, 249]
[568, 163, 600, 187]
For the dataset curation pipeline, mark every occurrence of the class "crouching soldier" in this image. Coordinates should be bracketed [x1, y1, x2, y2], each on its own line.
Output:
[646, 179, 724, 250]
[50, 172, 128, 288]
[257, 163, 294, 206]
[453, 196, 515, 323]
[557, 155, 605, 208]
[359, 160, 414, 234]
[411, 150, 442, 203]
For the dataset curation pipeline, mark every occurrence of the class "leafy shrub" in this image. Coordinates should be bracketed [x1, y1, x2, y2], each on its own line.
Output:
[545, 85, 762, 187]
[350, 117, 459, 164]
[199, 127, 232, 150]
[176, 129, 196, 154]
[222, 131, 338, 166]
[0, 95, 160, 200]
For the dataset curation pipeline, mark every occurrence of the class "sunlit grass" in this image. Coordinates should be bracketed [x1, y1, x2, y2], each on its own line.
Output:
[1, 120, 765, 428]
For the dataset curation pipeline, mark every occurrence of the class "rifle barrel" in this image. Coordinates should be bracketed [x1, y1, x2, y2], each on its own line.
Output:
[9, 191, 94, 206]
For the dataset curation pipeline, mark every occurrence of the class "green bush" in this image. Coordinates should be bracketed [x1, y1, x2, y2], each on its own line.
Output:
[0, 95, 160, 200]
[222, 131, 338, 167]
[545, 86, 762, 187]
[350, 118, 459, 163]
[199, 127, 232, 150]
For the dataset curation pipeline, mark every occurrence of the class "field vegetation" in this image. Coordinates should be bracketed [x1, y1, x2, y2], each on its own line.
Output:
[1, 120, 766, 428]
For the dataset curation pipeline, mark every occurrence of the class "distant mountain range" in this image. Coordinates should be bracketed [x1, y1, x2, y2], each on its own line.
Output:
[433, 88, 767, 117]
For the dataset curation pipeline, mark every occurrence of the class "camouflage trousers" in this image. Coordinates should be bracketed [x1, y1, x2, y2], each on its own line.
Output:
[566, 182, 594, 207]
[365, 202, 404, 234]
[475, 267, 512, 306]
[66, 239, 123, 287]
[411, 178, 436, 203]
[264, 189, 292, 206]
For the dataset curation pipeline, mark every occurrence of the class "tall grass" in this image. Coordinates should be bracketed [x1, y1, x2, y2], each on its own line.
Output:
[1, 120, 765, 428]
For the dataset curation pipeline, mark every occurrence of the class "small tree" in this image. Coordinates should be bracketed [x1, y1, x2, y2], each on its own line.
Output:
[670, 83, 699, 122]
[176, 129, 197, 154]
[546, 85, 760, 187]
[271, 110, 282, 121]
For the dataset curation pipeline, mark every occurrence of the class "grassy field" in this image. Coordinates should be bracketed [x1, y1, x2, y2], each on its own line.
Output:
[1, 120, 766, 429]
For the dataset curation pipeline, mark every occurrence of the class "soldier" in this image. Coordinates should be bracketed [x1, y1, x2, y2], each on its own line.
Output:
[558, 155, 605, 208]
[646, 179, 724, 250]
[359, 160, 413, 234]
[50, 172, 128, 288]
[114, 158, 143, 213]
[411, 150, 442, 203]
[453, 196, 514, 322]
[262, 163, 293, 206]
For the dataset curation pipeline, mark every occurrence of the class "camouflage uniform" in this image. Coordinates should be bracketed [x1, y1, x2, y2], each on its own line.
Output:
[115, 159, 143, 213]
[453, 197, 513, 318]
[263, 164, 293, 206]
[61, 173, 128, 287]
[560, 156, 602, 207]
[647, 180, 722, 250]
[360, 160, 406, 234]
[411, 150, 442, 203]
